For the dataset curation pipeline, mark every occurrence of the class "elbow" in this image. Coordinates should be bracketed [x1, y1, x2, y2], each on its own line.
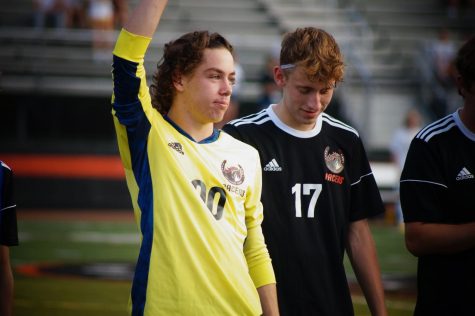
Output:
[405, 230, 424, 257]
[405, 237, 421, 257]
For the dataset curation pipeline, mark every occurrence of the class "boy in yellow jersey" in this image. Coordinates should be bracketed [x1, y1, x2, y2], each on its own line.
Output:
[111, 0, 279, 315]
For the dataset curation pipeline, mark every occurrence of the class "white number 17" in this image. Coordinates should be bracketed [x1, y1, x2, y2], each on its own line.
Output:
[291, 183, 322, 218]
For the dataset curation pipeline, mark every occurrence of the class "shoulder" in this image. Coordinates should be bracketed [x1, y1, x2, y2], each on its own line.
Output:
[219, 131, 259, 155]
[226, 109, 271, 130]
[223, 109, 273, 142]
[414, 113, 457, 144]
[321, 113, 359, 138]
[0, 161, 12, 177]
[1, 161, 11, 171]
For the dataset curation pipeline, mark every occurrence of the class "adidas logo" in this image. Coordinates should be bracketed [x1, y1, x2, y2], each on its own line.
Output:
[263, 159, 282, 172]
[456, 167, 474, 181]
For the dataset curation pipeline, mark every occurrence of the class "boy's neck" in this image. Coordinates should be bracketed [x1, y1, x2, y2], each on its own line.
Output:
[167, 107, 215, 142]
[460, 105, 475, 133]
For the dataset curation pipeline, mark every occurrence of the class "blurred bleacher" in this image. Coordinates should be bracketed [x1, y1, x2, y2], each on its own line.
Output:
[0, 0, 281, 153]
[1, 0, 472, 208]
[0, 0, 281, 100]
[261, 0, 470, 150]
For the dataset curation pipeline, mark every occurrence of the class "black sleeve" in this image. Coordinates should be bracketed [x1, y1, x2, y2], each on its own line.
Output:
[400, 138, 447, 223]
[348, 137, 385, 221]
[0, 165, 19, 246]
[222, 123, 244, 141]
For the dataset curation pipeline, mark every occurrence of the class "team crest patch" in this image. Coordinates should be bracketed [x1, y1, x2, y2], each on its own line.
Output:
[221, 160, 245, 185]
[324, 146, 345, 174]
[168, 142, 184, 155]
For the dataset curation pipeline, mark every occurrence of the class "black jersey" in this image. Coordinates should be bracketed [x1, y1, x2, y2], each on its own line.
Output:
[0, 161, 18, 246]
[223, 106, 384, 316]
[400, 111, 475, 316]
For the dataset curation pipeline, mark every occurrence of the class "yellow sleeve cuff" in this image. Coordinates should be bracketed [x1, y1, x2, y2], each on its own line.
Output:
[113, 29, 152, 62]
[249, 259, 276, 288]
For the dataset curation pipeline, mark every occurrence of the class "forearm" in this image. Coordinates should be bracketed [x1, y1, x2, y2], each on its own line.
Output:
[0, 274, 13, 316]
[257, 283, 279, 316]
[405, 221, 475, 256]
[124, 0, 168, 37]
[244, 221, 278, 314]
[0, 247, 13, 316]
[244, 225, 276, 287]
[347, 220, 387, 316]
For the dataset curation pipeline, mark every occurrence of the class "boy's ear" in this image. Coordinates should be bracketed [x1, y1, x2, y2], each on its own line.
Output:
[455, 75, 465, 97]
[273, 66, 286, 88]
[173, 73, 185, 91]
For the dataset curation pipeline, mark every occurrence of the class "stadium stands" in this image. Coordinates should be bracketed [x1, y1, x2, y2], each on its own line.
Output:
[1, 0, 470, 208]
[3, 0, 465, 149]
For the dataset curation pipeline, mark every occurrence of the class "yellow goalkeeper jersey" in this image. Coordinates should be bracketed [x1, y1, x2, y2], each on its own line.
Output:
[111, 29, 275, 316]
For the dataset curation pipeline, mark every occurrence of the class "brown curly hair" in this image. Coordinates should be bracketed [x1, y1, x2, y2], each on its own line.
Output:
[150, 31, 234, 115]
[280, 27, 345, 85]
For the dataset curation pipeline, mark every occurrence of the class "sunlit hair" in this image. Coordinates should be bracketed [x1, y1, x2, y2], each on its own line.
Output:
[150, 31, 234, 114]
[280, 27, 344, 85]
[455, 35, 475, 94]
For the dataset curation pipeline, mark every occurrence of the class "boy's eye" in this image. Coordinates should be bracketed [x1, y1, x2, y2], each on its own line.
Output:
[321, 84, 335, 94]
[208, 72, 221, 79]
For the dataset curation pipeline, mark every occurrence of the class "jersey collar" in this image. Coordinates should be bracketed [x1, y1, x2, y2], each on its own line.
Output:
[266, 104, 323, 138]
[163, 115, 220, 143]
[453, 109, 475, 141]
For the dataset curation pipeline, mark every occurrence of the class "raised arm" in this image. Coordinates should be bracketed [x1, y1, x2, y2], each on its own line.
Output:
[112, 1, 170, 176]
[124, 0, 168, 37]
[346, 219, 388, 316]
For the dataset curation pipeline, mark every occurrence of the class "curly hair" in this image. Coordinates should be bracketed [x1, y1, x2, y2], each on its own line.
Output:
[280, 27, 345, 85]
[150, 31, 233, 115]
[455, 35, 475, 93]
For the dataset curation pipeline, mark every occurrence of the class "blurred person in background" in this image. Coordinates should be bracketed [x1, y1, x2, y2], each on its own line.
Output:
[461, 0, 475, 38]
[224, 27, 387, 316]
[87, 0, 114, 61]
[0, 161, 19, 316]
[427, 28, 457, 118]
[66, 0, 87, 28]
[400, 35, 475, 316]
[430, 28, 456, 88]
[444, 0, 462, 19]
[33, 0, 68, 29]
[112, 0, 128, 29]
[389, 108, 422, 231]
[257, 54, 281, 111]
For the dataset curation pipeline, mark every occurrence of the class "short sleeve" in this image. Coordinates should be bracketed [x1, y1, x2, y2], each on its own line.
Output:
[0, 162, 19, 246]
[400, 138, 447, 222]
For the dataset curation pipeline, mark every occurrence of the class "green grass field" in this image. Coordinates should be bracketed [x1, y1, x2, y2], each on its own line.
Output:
[10, 211, 417, 316]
